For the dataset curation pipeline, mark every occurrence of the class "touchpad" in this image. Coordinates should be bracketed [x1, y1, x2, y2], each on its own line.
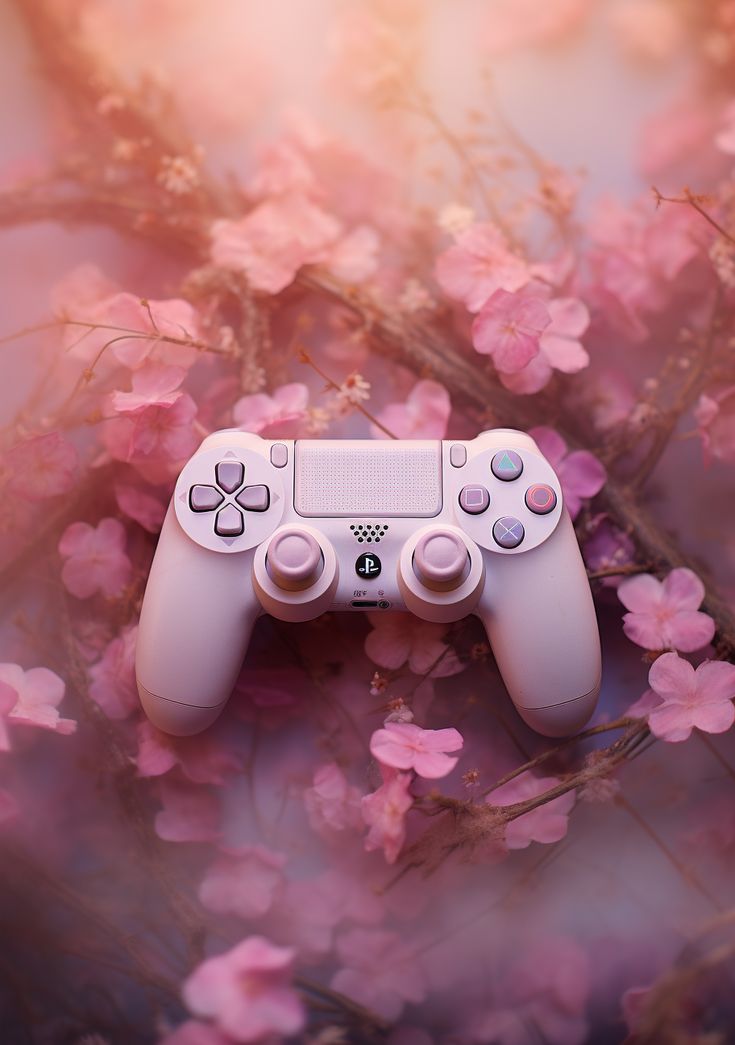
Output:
[294, 441, 442, 517]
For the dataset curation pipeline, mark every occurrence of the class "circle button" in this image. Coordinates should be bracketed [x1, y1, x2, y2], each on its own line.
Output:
[413, 529, 470, 591]
[493, 516, 525, 549]
[491, 449, 524, 481]
[525, 483, 558, 515]
[267, 529, 323, 591]
[356, 552, 382, 579]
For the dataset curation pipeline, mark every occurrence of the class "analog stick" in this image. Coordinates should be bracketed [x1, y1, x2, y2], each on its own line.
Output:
[266, 529, 323, 591]
[413, 529, 470, 592]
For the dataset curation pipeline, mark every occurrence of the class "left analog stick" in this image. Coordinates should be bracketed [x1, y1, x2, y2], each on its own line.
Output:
[413, 529, 470, 591]
[266, 529, 324, 591]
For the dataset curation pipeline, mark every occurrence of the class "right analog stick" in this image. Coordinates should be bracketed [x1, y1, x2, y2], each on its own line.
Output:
[266, 529, 324, 591]
[413, 529, 470, 592]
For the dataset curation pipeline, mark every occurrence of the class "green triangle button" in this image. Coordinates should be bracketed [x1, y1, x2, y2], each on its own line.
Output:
[491, 449, 523, 481]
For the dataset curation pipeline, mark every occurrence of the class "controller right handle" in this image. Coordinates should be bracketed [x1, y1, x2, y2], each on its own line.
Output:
[475, 509, 601, 737]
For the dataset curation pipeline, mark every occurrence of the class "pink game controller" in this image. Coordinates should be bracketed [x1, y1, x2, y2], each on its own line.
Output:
[135, 429, 601, 737]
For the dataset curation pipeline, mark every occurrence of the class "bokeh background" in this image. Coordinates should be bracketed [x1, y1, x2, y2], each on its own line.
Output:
[2, 2, 735, 1043]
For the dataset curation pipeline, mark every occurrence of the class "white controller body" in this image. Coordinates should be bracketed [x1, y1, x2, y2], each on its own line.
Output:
[136, 429, 601, 737]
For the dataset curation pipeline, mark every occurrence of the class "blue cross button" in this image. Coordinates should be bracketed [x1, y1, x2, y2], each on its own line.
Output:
[493, 515, 525, 549]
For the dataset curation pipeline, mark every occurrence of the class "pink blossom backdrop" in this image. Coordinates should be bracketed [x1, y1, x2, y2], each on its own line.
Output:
[2, 1, 735, 1043]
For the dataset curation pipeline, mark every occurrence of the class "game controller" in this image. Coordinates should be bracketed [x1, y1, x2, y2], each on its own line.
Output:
[135, 429, 601, 738]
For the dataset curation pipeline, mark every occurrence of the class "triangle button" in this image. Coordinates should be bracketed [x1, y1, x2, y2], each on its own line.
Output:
[491, 449, 523, 481]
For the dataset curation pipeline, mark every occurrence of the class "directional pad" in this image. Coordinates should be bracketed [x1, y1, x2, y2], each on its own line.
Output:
[215, 461, 244, 494]
[236, 485, 270, 512]
[190, 485, 225, 512]
[215, 504, 244, 537]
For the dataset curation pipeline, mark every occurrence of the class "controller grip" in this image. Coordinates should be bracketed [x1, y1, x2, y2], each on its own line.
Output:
[476, 510, 601, 737]
[135, 506, 261, 736]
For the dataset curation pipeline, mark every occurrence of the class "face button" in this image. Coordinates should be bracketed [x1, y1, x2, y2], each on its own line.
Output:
[493, 516, 525, 549]
[450, 443, 467, 467]
[236, 485, 270, 512]
[215, 461, 244, 494]
[215, 504, 244, 537]
[190, 485, 225, 513]
[267, 529, 323, 591]
[356, 551, 382, 579]
[525, 483, 557, 515]
[459, 484, 490, 515]
[491, 449, 523, 481]
[270, 443, 288, 468]
[413, 529, 470, 591]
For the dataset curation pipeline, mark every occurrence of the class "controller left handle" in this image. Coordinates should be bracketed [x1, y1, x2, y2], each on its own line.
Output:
[135, 504, 261, 736]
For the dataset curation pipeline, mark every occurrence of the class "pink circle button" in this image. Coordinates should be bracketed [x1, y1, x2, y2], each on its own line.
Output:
[267, 529, 323, 591]
[413, 530, 470, 591]
[525, 483, 557, 515]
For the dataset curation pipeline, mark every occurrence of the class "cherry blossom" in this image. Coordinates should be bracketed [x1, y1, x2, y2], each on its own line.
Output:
[135, 721, 240, 785]
[154, 778, 221, 843]
[625, 687, 662, 719]
[210, 192, 342, 294]
[182, 936, 304, 1041]
[695, 387, 735, 464]
[365, 612, 465, 677]
[434, 222, 531, 312]
[331, 928, 427, 1020]
[499, 297, 590, 395]
[108, 364, 186, 413]
[472, 289, 551, 373]
[232, 383, 309, 436]
[0, 664, 76, 742]
[115, 483, 166, 533]
[529, 426, 606, 519]
[303, 762, 363, 834]
[645, 652, 735, 743]
[362, 769, 413, 864]
[3, 431, 78, 501]
[582, 515, 636, 588]
[371, 380, 451, 439]
[269, 868, 383, 955]
[58, 517, 132, 599]
[102, 392, 199, 482]
[617, 568, 715, 652]
[370, 722, 464, 779]
[322, 224, 380, 282]
[487, 772, 576, 849]
[715, 99, 735, 154]
[88, 625, 139, 719]
[198, 845, 286, 919]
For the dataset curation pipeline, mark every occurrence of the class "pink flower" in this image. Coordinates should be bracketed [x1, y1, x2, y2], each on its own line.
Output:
[323, 224, 380, 282]
[58, 518, 132, 599]
[529, 426, 606, 519]
[3, 431, 78, 501]
[89, 626, 139, 719]
[487, 772, 575, 849]
[582, 516, 636, 589]
[716, 100, 735, 155]
[135, 721, 240, 785]
[0, 664, 76, 744]
[371, 380, 451, 439]
[625, 687, 661, 719]
[232, 383, 309, 436]
[472, 289, 551, 373]
[154, 778, 220, 843]
[102, 392, 198, 481]
[198, 845, 286, 919]
[365, 612, 465, 677]
[434, 223, 531, 312]
[362, 769, 413, 864]
[332, 928, 427, 1021]
[108, 363, 186, 413]
[182, 936, 304, 1041]
[617, 568, 715, 652]
[303, 762, 363, 834]
[695, 387, 735, 465]
[370, 722, 463, 779]
[500, 297, 590, 395]
[645, 652, 735, 743]
[115, 483, 166, 533]
[210, 192, 342, 294]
